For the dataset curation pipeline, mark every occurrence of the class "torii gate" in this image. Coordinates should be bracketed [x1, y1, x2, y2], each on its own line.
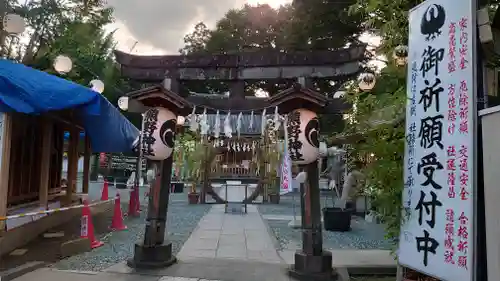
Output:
[115, 45, 366, 202]
[115, 46, 367, 278]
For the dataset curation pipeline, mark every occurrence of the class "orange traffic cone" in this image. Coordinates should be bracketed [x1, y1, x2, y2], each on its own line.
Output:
[101, 180, 109, 201]
[128, 188, 139, 217]
[80, 200, 104, 249]
[110, 193, 127, 231]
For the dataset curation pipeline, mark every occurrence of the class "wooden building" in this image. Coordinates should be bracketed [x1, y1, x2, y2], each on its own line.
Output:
[204, 111, 264, 181]
[0, 59, 138, 256]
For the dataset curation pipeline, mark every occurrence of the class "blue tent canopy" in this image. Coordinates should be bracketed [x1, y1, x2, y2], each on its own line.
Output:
[0, 59, 139, 152]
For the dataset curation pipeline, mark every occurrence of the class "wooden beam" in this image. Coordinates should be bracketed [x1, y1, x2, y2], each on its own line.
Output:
[185, 95, 350, 113]
[121, 62, 360, 81]
[38, 117, 53, 209]
[0, 113, 13, 235]
[65, 127, 79, 205]
[114, 45, 366, 69]
[82, 134, 91, 194]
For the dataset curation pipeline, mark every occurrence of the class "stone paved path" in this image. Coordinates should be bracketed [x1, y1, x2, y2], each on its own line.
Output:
[177, 204, 282, 263]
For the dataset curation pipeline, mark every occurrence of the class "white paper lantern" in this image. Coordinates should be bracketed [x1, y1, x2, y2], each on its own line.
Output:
[358, 72, 376, 92]
[53, 55, 73, 74]
[117, 96, 129, 111]
[393, 45, 409, 66]
[141, 107, 177, 161]
[90, 79, 105, 93]
[177, 115, 185, 126]
[3, 14, 26, 34]
[285, 108, 320, 165]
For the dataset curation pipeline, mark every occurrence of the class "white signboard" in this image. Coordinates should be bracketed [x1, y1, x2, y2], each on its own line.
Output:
[399, 0, 476, 280]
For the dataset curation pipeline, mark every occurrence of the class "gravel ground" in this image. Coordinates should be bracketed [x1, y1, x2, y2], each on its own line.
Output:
[53, 193, 211, 271]
[258, 194, 392, 251]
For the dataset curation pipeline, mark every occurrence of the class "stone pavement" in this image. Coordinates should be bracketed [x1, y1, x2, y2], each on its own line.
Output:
[177, 204, 282, 263]
[97, 203, 288, 281]
[9, 190, 396, 281]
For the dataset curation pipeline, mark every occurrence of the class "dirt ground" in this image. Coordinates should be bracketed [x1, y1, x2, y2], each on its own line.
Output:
[0, 211, 114, 271]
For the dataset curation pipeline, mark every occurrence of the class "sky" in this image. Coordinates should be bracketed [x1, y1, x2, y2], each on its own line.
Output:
[102, 0, 383, 95]
[104, 0, 381, 56]
[105, 0, 294, 55]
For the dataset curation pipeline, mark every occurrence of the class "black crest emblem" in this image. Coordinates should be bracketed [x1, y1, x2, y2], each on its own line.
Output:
[304, 117, 319, 148]
[420, 4, 446, 41]
[159, 119, 176, 148]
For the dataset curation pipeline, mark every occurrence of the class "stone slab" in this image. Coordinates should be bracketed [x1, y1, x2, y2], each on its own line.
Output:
[177, 205, 281, 264]
[105, 259, 290, 281]
[287, 219, 302, 228]
[279, 249, 397, 276]
[0, 261, 46, 281]
[11, 268, 160, 281]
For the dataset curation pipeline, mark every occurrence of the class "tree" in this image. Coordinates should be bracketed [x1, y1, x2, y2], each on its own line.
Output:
[289, 0, 364, 51]
[179, 3, 364, 97]
[343, 0, 499, 245]
[339, 64, 406, 243]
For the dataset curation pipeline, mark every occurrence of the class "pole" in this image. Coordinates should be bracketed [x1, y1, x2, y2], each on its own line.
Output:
[128, 156, 177, 268]
[289, 161, 334, 280]
[127, 114, 177, 269]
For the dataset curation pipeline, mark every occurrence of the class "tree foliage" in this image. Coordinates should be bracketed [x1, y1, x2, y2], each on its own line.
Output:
[339, 0, 423, 244]
[341, 64, 406, 243]
[0, 0, 131, 105]
[180, 3, 363, 97]
[344, 0, 496, 243]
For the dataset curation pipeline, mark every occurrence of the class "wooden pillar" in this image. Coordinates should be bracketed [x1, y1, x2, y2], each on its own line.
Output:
[82, 134, 91, 194]
[65, 127, 79, 205]
[0, 113, 13, 234]
[38, 117, 53, 209]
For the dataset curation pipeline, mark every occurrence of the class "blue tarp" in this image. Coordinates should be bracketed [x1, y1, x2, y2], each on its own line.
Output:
[0, 59, 139, 152]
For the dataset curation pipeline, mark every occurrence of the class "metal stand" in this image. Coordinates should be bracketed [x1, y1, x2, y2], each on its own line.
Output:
[127, 157, 177, 269]
[289, 162, 335, 281]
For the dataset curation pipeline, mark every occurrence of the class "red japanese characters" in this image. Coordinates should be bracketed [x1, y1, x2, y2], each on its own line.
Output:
[459, 17, 469, 70]
[448, 22, 457, 73]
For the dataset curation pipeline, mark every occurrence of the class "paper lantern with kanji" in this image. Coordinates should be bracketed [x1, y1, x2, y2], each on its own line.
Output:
[141, 107, 177, 160]
[285, 108, 320, 165]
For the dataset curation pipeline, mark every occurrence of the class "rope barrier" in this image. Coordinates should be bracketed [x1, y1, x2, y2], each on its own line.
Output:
[0, 199, 113, 221]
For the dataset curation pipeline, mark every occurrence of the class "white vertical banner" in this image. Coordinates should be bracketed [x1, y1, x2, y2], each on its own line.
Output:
[399, 0, 476, 280]
[280, 149, 292, 195]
